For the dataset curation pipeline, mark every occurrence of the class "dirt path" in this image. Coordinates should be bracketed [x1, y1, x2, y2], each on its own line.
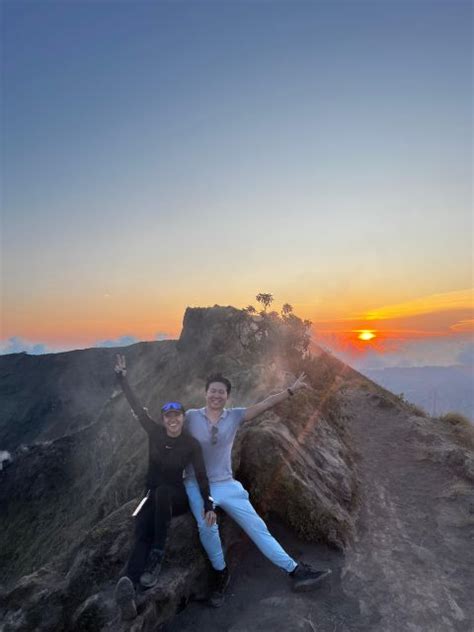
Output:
[161, 389, 473, 632]
[341, 388, 473, 632]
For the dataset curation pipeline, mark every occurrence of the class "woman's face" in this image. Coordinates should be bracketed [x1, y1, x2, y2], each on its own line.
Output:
[162, 410, 184, 436]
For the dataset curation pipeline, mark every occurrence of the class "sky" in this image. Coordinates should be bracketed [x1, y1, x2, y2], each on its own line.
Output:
[1, 0, 472, 369]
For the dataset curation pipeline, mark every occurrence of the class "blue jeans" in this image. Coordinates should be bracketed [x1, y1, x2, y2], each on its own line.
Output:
[184, 478, 297, 573]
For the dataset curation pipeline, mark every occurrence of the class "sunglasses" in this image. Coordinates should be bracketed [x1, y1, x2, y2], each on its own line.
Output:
[211, 425, 219, 445]
[161, 401, 185, 413]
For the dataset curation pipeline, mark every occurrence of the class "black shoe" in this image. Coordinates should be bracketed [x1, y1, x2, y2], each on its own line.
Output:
[139, 548, 164, 589]
[290, 563, 332, 592]
[114, 576, 137, 620]
[208, 567, 230, 608]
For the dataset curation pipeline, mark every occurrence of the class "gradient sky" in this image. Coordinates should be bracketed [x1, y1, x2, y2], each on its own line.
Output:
[1, 0, 472, 367]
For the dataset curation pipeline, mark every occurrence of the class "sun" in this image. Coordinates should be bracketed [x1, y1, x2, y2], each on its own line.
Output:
[357, 330, 376, 341]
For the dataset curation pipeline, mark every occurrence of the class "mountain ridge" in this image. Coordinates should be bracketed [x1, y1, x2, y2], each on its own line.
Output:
[1, 305, 473, 631]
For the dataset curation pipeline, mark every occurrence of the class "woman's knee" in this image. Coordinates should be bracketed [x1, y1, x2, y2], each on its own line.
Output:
[153, 484, 172, 500]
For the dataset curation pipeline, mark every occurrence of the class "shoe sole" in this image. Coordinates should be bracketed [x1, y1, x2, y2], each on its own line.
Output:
[292, 568, 332, 593]
[115, 577, 137, 620]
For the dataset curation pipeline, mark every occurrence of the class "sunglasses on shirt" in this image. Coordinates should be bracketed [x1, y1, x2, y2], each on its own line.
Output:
[211, 425, 219, 445]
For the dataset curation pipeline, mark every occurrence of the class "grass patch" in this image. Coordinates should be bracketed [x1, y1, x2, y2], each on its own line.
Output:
[440, 412, 472, 428]
[439, 411, 474, 451]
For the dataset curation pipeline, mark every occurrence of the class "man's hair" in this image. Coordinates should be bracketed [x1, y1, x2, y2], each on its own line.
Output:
[205, 373, 232, 394]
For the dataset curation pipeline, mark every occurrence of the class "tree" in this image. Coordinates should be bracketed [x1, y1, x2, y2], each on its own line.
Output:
[244, 305, 256, 314]
[281, 303, 293, 317]
[256, 293, 274, 312]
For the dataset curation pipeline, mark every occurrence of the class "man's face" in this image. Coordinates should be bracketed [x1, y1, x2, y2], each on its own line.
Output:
[162, 410, 184, 436]
[206, 382, 229, 410]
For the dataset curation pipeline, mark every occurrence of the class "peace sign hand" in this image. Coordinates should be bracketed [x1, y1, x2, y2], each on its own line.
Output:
[114, 354, 127, 377]
[291, 372, 310, 392]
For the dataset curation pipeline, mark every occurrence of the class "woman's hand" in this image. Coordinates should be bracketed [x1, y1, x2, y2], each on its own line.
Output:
[203, 509, 217, 527]
[291, 372, 310, 392]
[114, 354, 127, 377]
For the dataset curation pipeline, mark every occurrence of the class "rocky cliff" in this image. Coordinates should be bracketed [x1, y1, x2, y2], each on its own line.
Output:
[0, 306, 360, 631]
[1, 306, 472, 632]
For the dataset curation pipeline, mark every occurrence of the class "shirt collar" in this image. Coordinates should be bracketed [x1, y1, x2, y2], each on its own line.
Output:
[200, 407, 229, 422]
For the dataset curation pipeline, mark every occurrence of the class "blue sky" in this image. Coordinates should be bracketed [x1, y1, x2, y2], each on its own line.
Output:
[1, 0, 472, 366]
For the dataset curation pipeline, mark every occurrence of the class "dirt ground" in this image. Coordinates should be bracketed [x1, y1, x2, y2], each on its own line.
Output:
[162, 389, 474, 632]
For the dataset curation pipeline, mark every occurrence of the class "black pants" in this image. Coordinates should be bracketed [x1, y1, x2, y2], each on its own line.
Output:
[126, 483, 189, 584]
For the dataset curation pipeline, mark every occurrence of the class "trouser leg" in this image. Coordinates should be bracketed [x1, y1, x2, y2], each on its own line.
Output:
[125, 498, 154, 584]
[152, 485, 173, 551]
[185, 481, 226, 571]
[215, 480, 297, 573]
[126, 484, 190, 582]
[152, 483, 190, 549]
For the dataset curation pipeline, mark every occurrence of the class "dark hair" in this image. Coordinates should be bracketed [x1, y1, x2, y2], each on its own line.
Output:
[205, 373, 232, 394]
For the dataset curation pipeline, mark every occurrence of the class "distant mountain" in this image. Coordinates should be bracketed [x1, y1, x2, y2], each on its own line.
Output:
[363, 365, 474, 420]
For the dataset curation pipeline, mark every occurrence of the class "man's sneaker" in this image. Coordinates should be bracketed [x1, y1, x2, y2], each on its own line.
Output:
[290, 563, 332, 592]
[139, 548, 164, 589]
[114, 576, 137, 620]
[208, 567, 230, 608]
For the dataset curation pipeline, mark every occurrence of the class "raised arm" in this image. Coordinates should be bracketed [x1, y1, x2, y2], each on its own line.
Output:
[114, 354, 157, 435]
[243, 372, 310, 422]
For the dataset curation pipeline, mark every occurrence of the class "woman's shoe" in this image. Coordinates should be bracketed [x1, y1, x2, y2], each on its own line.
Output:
[114, 576, 137, 620]
[139, 548, 164, 589]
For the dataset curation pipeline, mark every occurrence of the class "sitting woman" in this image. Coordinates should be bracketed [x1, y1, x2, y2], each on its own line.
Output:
[113, 354, 216, 620]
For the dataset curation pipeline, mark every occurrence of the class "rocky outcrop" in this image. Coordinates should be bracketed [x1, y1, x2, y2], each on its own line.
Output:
[236, 391, 357, 549]
[0, 306, 360, 630]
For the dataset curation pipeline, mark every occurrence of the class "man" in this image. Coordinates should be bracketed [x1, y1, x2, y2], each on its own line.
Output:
[113, 354, 216, 620]
[183, 372, 332, 607]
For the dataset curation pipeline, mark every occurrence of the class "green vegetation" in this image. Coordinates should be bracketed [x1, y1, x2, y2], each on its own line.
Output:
[243, 293, 312, 367]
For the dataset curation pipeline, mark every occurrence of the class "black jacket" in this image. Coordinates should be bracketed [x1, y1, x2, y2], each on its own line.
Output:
[117, 373, 213, 512]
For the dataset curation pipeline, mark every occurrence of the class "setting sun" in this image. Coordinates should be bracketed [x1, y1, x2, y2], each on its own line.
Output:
[357, 330, 376, 341]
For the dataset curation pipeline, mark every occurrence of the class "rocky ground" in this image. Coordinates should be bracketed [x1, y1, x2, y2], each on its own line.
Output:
[163, 387, 474, 632]
[1, 306, 472, 631]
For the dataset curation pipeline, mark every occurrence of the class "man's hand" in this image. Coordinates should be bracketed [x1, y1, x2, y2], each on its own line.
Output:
[203, 510, 217, 527]
[244, 372, 312, 422]
[290, 372, 311, 393]
[114, 354, 127, 377]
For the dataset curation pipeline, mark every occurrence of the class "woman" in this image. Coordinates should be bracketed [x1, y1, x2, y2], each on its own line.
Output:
[113, 354, 216, 620]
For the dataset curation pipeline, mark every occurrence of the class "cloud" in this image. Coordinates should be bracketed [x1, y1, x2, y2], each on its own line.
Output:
[95, 335, 138, 348]
[450, 319, 474, 333]
[0, 336, 51, 355]
[155, 332, 170, 341]
[457, 342, 474, 367]
[362, 288, 473, 321]
[313, 330, 474, 370]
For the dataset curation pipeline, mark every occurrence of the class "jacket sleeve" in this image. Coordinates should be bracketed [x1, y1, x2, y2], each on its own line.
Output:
[116, 373, 156, 435]
[190, 439, 213, 513]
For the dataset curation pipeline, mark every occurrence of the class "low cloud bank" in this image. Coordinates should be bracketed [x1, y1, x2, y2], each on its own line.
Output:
[315, 335, 474, 371]
[0, 337, 52, 355]
[95, 335, 138, 348]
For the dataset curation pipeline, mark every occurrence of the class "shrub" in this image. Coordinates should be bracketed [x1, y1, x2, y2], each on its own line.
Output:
[439, 412, 472, 428]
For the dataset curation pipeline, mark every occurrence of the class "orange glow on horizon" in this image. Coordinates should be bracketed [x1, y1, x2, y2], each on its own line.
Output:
[2, 286, 472, 353]
[357, 330, 376, 341]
